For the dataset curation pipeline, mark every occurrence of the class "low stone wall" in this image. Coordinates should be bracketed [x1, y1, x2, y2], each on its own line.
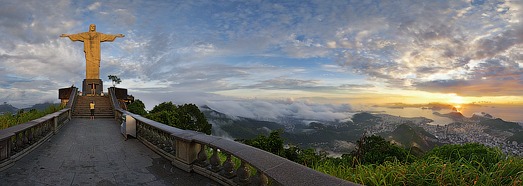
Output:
[0, 109, 72, 171]
[108, 88, 356, 186]
[0, 87, 77, 171]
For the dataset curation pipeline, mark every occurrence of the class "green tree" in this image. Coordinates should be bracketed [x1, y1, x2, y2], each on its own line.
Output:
[176, 104, 212, 134]
[107, 75, 122, 87]
[127, 99, 147, 115]
[241, 130, 329, 167]
[351, 135, 413, 165]
[149, 101, 177, 114]
[146, 102, 211, 134]
[242, 130, 285, 156]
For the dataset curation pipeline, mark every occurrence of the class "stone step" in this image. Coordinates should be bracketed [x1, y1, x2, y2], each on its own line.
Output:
[73, 95, 114, 117]
[73, 115, 114, 118]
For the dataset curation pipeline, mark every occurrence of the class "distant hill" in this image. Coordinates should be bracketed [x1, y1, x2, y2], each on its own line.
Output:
[0, 102, 61, 115]
[22, 102, 60, 111]
[352, 112, 380, 125]
[478, 118, 522, 131]
[437, 110, 522, 143]
[433, 111, 467, 122]
[282, 121, 362, 150]
[202, 107, 464, 154]
[0, 103, 18, 114]
[201, 105, 362, 151]
[507, 131, 523, 144]
[381, 123, 441, 152]
[201, 105, 284, 140]
[478, 118, 523, 140]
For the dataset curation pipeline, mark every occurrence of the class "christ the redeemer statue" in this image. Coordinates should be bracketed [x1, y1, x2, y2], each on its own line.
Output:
[60, 24, 124, 80]
[60, 24, 124, 95]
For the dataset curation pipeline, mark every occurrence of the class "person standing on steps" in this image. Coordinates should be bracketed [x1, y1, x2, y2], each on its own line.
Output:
[90, 101, 95, 120]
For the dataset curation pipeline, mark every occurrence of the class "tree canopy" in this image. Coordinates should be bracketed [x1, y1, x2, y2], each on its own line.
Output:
[146, 101, 211, 134]
[127, 99, 147, 116]
[107, 75, 122, 87]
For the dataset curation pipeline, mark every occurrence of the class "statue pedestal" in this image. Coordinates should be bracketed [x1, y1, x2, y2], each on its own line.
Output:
[83, 79, 103, 96]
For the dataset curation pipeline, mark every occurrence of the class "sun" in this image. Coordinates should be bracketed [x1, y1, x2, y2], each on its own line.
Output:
[448, 94, 465, 113]
[453, 104, 462, 113]
[450, 94, 465, 105]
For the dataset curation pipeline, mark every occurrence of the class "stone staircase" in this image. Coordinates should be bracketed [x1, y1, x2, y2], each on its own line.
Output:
[73, 95, 113, 118]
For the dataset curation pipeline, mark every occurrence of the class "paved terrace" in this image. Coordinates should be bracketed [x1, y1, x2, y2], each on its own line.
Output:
[0, 118, 217, 185]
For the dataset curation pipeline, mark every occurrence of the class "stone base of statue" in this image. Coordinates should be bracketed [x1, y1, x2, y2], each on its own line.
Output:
[83, 79, 103, 96]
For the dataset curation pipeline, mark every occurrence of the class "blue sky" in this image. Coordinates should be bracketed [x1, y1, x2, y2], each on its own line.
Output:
[0, 0, 522, 114]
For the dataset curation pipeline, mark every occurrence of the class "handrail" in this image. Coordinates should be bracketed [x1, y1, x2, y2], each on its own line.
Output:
[109, 88, 356, 186]
[0, 108, 72, 171]
[65, 87, 78, 109]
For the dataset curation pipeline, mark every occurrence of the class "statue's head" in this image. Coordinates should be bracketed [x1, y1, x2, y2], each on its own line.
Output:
[89, 24, 96, 32]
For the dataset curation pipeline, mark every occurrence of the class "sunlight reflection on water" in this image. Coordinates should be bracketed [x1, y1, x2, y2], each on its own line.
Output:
[358, 105, 523, 125]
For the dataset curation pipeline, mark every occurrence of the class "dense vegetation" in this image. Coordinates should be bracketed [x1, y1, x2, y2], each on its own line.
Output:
[0, 104, 64, 130]
[127, 100, 211, 134]
[242, 131, 523, 185]
[130, 101, 522, 184]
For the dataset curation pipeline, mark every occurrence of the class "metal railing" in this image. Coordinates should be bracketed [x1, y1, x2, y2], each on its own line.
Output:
[0, 87, 77, 171]
[108, 87, 356, 186]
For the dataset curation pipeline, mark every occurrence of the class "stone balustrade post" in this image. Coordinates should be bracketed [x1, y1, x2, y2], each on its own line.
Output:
[53, 116, 58, 134]
[209, 148, 222, 172]
[236, 161, 251, 185]
[196, 144, 209, 167]
[21, 132, 28, 146]
[253, 169, 269, 186]
[221, 153, 235, 178]
[174, 138, 199, 172]
[0, 136, 12, 171]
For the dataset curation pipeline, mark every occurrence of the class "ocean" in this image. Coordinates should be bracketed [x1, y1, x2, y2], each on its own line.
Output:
[361, 105, 523, 125]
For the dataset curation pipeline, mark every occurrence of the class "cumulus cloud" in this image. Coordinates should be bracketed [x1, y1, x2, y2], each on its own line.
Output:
[1, 0, 522, 107]
[332, 0, 523, 96]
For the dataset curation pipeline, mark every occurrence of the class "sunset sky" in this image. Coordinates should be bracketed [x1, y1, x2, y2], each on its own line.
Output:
[0, 0, 522, 111]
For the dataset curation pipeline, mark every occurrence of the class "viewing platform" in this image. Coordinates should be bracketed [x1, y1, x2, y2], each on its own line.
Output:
[0, 118, 216, 185]
[0, 87, 356, 186]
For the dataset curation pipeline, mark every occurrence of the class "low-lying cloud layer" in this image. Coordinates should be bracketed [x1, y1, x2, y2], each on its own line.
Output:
[206, 99, 353, 123]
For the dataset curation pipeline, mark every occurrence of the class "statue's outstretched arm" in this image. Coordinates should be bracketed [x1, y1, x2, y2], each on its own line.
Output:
[100, 33, 124, 42]
[60, 33, 84, 41]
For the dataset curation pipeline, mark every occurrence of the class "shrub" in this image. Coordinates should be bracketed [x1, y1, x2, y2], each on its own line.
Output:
[424, 143, 503, 168]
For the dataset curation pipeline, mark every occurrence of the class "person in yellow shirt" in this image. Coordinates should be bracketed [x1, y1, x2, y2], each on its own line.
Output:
[90, 101, 95, 120]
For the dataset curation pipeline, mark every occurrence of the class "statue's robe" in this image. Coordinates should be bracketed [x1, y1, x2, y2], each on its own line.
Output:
[66, 32, 118, 79]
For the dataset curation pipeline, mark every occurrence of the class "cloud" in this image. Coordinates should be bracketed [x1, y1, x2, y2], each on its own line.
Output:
[331, 0, 523, 96]
[206, 98, 353, 123]
[87, 2, 101, 11]
[1, 0, 522, 107]
[414, 77, 523, 97]
[338, 84, 375, 89]
[248, 77, 319, 90]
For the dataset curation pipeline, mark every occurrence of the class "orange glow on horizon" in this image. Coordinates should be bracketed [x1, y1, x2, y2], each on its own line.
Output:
[453, 105, 462, 113]
[214, 88, 523, 106]
[449, 94, 465, 105]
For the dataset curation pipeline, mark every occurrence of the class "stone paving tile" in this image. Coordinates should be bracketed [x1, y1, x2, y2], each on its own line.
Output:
[32, 170, 76, 185]
[71, 172, 116, 186]
[93, 160, 128, 173]
[0, 118, 217, 185]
